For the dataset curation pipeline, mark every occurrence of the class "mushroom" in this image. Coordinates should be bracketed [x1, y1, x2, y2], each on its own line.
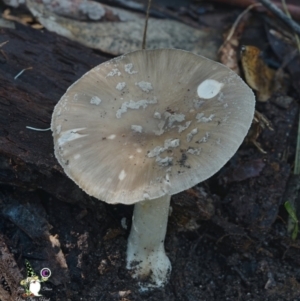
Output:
[51, 49, 255, 289]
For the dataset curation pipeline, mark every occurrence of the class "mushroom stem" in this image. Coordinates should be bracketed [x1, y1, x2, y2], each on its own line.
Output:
[126, 194, 171, 289]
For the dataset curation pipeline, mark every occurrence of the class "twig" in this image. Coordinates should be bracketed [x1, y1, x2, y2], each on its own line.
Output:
[14, 67, 32, 80]
[142, 0, 152, 50]
[257, 0, 300, 35]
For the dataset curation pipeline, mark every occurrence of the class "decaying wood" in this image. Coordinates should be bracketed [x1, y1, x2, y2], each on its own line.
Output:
[0, 24, 109, 204]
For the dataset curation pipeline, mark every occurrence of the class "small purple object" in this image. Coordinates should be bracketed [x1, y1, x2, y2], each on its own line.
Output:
[40, 268, 51, 278]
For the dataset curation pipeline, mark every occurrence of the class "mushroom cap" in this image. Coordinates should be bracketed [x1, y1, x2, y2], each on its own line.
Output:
[51, 49, 255, 205]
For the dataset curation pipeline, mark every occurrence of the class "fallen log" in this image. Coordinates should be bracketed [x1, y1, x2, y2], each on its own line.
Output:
[0, 24, 109, 203]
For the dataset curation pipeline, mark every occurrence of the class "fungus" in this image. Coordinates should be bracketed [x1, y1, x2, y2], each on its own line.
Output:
[51, 49, 255, 289]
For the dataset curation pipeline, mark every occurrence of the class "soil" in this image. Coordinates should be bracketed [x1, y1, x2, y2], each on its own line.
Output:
[1, 1, 300, 301]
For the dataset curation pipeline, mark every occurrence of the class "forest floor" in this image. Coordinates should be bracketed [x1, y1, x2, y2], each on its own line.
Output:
[0, 0, 300, 300]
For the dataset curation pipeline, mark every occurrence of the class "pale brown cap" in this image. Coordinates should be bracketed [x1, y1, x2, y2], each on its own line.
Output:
[51, 49, 255, 204]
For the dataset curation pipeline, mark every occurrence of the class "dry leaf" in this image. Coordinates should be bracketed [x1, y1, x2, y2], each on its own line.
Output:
[218, 6, 252, 74]
[241, 45, 275, 102]
[26, 1, 221, 59]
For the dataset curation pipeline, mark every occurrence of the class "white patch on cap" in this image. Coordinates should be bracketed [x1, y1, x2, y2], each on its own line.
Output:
[148, 139, 180, 159]
[164, 138, 180, 148]
[131, 125, 143, 133]
[135, 81, 153, 93]
[198, 132, 209, 143]
[107, 134, 116, 140]
[197, 79, 224, 99]
[90, 96, 102, 105]
[156, 156, 173, 167]
[187, 147, 201, 155]
[153, 112, 161, 119]
[58, 128, 87, 146]
[124, 63, 138, 74]
[136, 148, 142, 153]
[154, 120, 165, 136]
[196, 113, 215, 123]
[178, 121, 192, 133]
[116, 82, 126, 91]
[223, 103, 228, 108]
[168, 113, 185, 127]
[116, 98, 157, 118]
[107, 69, 121, 77]
[119, 170, 126, 181]
[186, 128, 198, 142]
[74, 154, 81, 159]
[129, 155, 134, 159]
[147, 146, 165, 158]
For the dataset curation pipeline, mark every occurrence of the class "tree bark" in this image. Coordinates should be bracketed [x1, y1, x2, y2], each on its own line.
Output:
[0, 24, 109, 203]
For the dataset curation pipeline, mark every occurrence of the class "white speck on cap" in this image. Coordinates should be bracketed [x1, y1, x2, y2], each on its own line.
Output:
[107, 134, 116, 140]
[168, 113, 185, 127]
[119, 170, 126, 181]
[148, 146, 165, 158]
[116, 98, 157, 118]
[186, 128, 198, 142]
[131, 125, 143, 133]
[90, 96, 102, 105]
[196, 113, 215, 123]
[124, 63, 138, 74]
[187, 147, 201, 155]
[153, 112, 161, 119]
[197, 79, 224, 99]
[135, 81, 153, 93]
[198, 132, 209, 143]
[116, 82, 126, 91]
[164, 139, 180, 149]
[107, 69, 121, 77]
[154, 120, 165, 136]
[178, 121, 192, 133]
[156, 156, 173, 167]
